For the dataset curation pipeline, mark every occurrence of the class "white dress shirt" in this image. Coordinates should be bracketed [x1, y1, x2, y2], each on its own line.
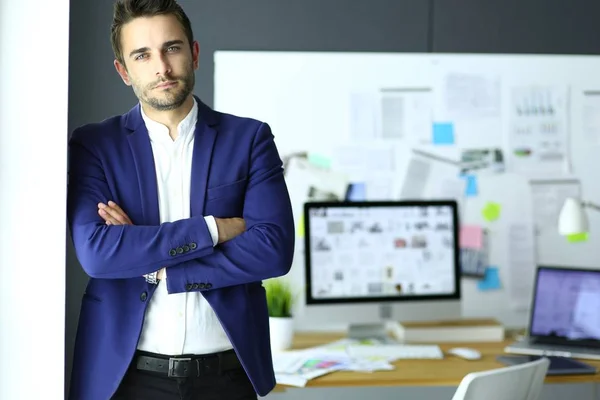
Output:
[136, 98, 233, 356]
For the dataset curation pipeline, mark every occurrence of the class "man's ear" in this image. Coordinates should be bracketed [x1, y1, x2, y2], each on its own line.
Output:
[114, 59, 132, 86]
[192, 41, 200, 70]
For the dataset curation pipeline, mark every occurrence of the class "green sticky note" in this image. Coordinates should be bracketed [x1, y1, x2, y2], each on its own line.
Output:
[482, 202, 501, 222]
[567, 232, 588, 243]
[296, 216, 305, 238]
[308, 153, 331, 169]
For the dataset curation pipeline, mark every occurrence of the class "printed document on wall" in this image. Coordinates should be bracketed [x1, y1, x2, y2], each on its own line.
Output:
[332, 144, 397, 200]
[399, 149, 465, 211]
[530, 179, 581, 232]
[507, 223, 537, 311]
[444, 72, 501, 118]
[582, 90, 600, 145]
[349, 92, 379, 140]
[437, 71, 503, 148]
[507, 85, 570, 176]
[379, 88, 433, 144]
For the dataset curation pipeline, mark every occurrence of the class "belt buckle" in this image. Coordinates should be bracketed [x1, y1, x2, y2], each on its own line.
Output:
[168, 357, 192, 378]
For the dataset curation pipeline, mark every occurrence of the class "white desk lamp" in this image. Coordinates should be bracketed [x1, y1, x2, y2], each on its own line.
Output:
[558, 197, 600, 235]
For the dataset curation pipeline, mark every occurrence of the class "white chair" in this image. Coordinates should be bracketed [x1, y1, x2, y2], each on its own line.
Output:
[451, 357, 550, 400]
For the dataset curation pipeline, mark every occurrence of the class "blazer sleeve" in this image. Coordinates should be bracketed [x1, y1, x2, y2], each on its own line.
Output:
[165, 122, 295, 293]
[66, 130, 216, 279]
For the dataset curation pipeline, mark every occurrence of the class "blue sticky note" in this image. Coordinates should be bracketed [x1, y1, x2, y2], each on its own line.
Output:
[477, 267, 501, 291]
[346, 183, 366, 201]
[432, 123, 455, 145]
[463, 174, 478, 197]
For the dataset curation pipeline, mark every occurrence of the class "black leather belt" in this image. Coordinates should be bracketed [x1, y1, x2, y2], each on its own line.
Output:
[135, 349, 242, 378]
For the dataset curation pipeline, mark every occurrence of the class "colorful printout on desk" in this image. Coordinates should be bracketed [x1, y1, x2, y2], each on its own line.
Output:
[272, 338, 442, 387]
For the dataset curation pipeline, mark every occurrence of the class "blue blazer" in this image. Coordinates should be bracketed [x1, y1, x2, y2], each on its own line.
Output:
[67, 97, 295, 400]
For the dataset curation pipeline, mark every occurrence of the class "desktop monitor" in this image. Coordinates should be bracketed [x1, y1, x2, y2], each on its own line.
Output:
[303, 200, 462, 340]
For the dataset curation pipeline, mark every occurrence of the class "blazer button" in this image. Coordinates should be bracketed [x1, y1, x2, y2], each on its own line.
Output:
[183, 245, 190, 252]
[189, 243, 197, 250]
[192, 283, 199, 289]
[140, 291, 148, 302]
[205, 283, 213, 289]
[177, 247, 184, 254]
[198, 283, 206, 290]
[185, 283, 193, 291]
[169, 249, 177, 256]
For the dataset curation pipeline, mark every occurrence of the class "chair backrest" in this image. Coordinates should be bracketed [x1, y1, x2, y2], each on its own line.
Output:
[451, 357, 550, 400]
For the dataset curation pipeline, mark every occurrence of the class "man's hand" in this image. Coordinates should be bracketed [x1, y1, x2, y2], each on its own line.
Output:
[215, 217, 246, 244]
[98, 201, 133, 225]
[98, 201, 165, 280]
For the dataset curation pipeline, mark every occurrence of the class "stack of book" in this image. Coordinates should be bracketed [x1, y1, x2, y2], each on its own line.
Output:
[391, 318, 505, 343]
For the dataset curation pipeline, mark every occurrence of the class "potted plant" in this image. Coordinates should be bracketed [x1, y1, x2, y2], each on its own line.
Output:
[264, 277, 295, 352]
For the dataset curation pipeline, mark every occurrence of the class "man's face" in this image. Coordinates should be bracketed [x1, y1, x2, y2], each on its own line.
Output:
[114, 14, 199, 111]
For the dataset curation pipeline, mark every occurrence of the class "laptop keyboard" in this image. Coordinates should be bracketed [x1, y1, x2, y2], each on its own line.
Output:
[533, 337, 600, 349]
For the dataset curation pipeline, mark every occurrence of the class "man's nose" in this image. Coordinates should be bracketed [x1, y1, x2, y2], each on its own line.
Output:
[155, 53, 171, 76]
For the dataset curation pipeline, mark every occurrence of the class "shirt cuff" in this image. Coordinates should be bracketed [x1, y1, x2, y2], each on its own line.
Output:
[204, 215, 219, 246]
[143, 271, 159, 284]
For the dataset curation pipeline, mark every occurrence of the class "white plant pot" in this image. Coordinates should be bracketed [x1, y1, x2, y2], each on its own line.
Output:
[269, 316, 294, 352]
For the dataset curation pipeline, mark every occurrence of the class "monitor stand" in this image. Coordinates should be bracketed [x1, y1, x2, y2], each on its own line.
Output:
[347, 304, 397, 343]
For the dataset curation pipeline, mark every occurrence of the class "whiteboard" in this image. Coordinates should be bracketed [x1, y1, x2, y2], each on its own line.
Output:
[214, 51, 600, 329]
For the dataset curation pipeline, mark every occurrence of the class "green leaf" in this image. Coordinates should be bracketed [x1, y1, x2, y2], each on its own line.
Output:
[263, 278, 295, 318]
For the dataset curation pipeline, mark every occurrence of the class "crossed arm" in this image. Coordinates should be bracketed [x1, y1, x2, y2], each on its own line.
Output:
[97, 201, 246, 281]
[67, 122, 295, 293]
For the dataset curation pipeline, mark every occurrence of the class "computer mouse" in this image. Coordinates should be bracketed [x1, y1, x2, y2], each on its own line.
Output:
[447, 347, 482, 360]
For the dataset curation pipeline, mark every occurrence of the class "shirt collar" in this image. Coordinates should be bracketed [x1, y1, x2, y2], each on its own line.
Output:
[140, 97, 198, 142]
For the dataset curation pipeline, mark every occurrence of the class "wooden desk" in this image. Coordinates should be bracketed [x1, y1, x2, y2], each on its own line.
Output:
[263, 333, 600, 400]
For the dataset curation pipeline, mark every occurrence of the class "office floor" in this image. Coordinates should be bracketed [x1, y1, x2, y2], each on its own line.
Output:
[262, 383, 598, 400]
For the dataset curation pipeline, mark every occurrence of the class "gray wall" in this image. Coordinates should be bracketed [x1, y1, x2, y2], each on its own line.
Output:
[65, 0, 600, 393]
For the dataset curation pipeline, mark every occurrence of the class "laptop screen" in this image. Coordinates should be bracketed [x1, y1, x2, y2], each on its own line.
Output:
[530, 267, 600, 341]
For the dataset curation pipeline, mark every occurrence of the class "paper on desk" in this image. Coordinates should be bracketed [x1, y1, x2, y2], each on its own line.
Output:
[272, 339, 399, 387]
[272, 350, 347, 387]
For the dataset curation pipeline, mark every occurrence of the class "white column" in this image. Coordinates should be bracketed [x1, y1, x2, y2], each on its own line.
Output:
[0, 1, 69, 399]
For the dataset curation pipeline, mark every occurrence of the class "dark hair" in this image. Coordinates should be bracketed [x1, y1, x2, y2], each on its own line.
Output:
[111, 0, 194, 65]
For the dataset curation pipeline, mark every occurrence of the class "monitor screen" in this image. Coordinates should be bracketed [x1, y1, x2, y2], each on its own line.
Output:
[304, 201, 461, 305]
[530, 267, 600, 340]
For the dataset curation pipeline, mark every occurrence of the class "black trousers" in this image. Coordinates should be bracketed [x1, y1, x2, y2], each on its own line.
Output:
[111, 354, 258, 400]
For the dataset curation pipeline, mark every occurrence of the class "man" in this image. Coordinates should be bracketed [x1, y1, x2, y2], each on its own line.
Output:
[66, 0, 295, 399]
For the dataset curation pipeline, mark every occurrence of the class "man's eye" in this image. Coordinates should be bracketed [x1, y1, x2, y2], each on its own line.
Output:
[135, 54, 148, 61]
[167, 46, 180, 52]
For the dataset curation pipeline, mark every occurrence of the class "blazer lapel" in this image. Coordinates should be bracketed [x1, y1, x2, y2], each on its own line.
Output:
[190, 97, 219, 217]
[124, 104, 161, 225]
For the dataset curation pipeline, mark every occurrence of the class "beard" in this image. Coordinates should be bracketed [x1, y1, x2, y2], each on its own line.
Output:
[133, 63, 195, 111]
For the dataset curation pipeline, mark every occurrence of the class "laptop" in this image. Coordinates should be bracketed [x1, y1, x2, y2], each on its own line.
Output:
[505, 265, 600, 360]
